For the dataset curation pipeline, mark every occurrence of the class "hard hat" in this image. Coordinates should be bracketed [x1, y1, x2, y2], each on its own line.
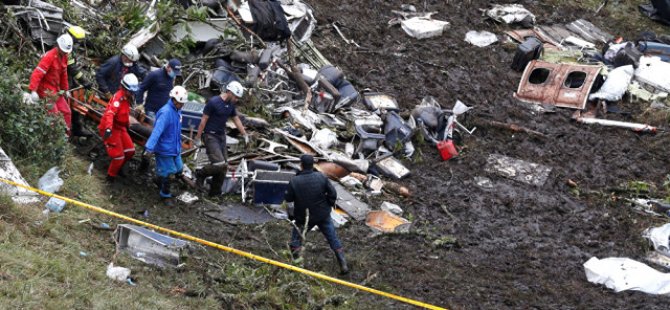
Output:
[121, 44, 140, 62]
[56, 34, 73, 53]
[226, 81, 244, 98]
[169, 85, 188, 103]
[121, 73, 139, 92]
[67, 26, 86, 40]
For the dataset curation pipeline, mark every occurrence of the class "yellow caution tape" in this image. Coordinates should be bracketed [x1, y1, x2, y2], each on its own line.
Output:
[0, 177, 447, 310]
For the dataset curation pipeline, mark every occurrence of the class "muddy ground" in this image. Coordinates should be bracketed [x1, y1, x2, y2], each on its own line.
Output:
[81, 0, 670, 309]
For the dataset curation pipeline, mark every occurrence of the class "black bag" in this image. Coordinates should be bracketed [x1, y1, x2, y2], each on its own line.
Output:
[511, 37, 543, 72]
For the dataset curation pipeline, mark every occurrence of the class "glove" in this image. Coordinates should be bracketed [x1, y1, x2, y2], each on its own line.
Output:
[104, 92, 113, 100]
[30, 91, 39, 103]
[102, 128, 112, 141]
[83, 81, 92, 90]
[243, 134, 250, 145]
[195, 139, 202, 148]
[144, 150, 154, 157]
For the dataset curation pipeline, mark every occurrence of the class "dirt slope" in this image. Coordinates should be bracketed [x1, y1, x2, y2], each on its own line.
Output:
[301, 0, 670, 308]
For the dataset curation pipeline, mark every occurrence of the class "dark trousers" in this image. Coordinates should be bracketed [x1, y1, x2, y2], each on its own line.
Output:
[202, 132, 228, 195]
[290, 218, 342, 251]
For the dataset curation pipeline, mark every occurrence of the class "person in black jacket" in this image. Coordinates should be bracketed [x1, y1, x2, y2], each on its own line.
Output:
[285, 155, 349, 274]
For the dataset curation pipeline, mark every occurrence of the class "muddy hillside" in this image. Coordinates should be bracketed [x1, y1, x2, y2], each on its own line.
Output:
[300, 0, 670, 309]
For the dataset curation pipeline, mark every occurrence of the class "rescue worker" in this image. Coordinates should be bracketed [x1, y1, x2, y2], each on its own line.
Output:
[99, 74, 139, 183]
[285, 155, 349, 275]
[144, 86, 188, 207]
[29, 33, 73, 135]
[65, 26, 94, 137]
[96, 44, 146, 100]
[136, 58, 181, 119]
[194, 81, 250, 197]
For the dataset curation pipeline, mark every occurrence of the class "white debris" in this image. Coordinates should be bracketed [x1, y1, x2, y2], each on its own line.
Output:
[380, 201, 403, 216]
[465, 30, 498, 47]
[584, 257, 670, 295]
[106, 263, 131, 282]
[589, 65, 634, 102]
[0, 147, 40, 204]
[309, 128, 339, 150]
[565, 36, 596, 49]
[339, 176, 362, 189]
[635, 56, 670, 93]
[486, 4, 536, 25]
[401, 17, 450, 39]
[177, 192, 199, 204]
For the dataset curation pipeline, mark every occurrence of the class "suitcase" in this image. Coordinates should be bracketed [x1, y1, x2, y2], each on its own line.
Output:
[511, 37, 543, 72]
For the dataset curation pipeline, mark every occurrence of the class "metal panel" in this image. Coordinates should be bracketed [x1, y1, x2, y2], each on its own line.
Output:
[115, 224, 189, 267]
[514, 60, 602, 109]
[331, 181, 370, 221]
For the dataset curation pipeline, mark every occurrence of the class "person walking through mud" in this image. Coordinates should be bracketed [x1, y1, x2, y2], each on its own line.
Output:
[98, 73, 139, 183]
[194, 81, 249, 197]
[285, 155, 349, 275]
[144, 86, 188, 207]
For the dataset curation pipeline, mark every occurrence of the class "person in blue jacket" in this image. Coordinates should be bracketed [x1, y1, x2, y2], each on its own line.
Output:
[144, 85, 187, 207]
[96, 44, 146, 100]
[136, 58, 181, 120]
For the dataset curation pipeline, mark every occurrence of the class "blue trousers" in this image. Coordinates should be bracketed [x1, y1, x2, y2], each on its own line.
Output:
[155, 155, 183, 198]
[290, 218, 342, 251]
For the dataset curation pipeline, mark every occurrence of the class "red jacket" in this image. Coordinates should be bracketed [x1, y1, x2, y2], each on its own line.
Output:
[99, 90, 131, 131]
[29, 47, 69, 97]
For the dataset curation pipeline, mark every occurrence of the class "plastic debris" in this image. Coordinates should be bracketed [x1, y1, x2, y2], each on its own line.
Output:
[584, 257, 670, 295]
[635, 56, 670, 93]
[38, 167, 63, 194]
[400, 16, 450, 39]
[589, 65, 634, 102]
[106, 263, 131, 282]
[310, 128, 339, 150]
[465, 30, 498, 47]
[486, 4, 535, 26]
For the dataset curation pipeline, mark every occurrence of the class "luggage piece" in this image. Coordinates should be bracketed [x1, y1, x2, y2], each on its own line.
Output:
[511, 37, 543, 72]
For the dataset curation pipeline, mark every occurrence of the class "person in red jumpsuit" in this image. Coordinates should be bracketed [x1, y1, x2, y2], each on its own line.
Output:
[28, 34, 73, 135]
[99, 73, 140, 182]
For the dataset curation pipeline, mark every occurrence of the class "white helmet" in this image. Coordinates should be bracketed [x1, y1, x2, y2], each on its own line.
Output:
[169, 86, 188, 103]
[226, 81, 244, 98]
[121, 73, 139, 92]
[121, 44, 140, 62]
[56, 34, 73, 53]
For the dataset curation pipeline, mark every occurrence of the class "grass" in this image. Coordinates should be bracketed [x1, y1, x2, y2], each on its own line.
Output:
[0, 149, 356, 309]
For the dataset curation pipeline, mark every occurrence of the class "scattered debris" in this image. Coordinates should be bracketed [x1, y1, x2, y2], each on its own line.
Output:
[38, 166, 66, 212]
[635, 56, 670, 93]
[331, 180, 371, 221]
[575, 117, 657, 133]
[115, 224, 190, 267]
[0, 147, 39, 204]
[589, 65, 634, 102]
[584, 256, 670, 295]
[205, 203, 277, 225]
[366, 210, 411, 233]
[106, 263, 131, 283]
[176, 192, 199, 205]
[485, 154, 552, 187]
[485, 4, 535, 27]
[464, 30, 498, 47]
[514, 60, 603, 110]
[396, 12, 450, 39]
[380, 201, 403, 216]
[252, 170, 295, 205]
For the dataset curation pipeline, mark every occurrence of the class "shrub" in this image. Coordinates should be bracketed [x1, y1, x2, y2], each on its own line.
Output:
[0, 48, 67, 174]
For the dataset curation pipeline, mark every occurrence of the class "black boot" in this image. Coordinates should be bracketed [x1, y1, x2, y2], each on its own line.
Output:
[71, 112, 93, 137]
[334, 249, 349, 275]
[105, 175, 116, 184]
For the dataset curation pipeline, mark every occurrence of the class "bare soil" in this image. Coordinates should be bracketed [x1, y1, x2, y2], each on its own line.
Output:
[80, 1, 670, 309]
